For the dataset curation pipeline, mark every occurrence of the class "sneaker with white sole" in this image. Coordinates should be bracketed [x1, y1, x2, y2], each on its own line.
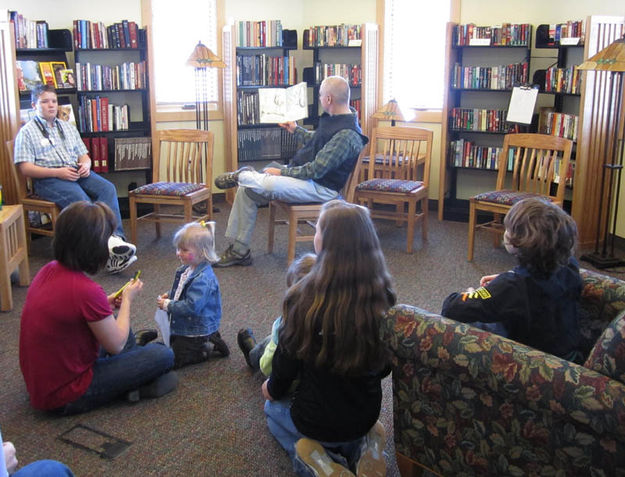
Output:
[106, 254, 138, 274]
[355, 421, 386, 477]
[295, 438, 355, 477]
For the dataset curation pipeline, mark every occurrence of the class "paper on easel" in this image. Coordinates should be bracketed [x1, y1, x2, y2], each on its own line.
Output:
[506, 86, 539, 125]
[154, 308, 170, 347]
[259, 82, 308, 123]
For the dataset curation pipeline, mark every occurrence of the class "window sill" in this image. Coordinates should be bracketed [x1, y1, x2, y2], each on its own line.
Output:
[155, 104, 224, 123]
[405, 109, 443, 123]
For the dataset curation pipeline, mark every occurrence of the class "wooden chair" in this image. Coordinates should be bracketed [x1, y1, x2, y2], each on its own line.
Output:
[267, 155, 362, 265]
[467, 133, 573, 261]
[4, 140, 60, 246]
[354, 126, 433, 253]
[128, 129, 214, 244]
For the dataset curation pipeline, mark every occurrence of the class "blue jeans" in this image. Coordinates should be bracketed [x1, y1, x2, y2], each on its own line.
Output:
[34, 172, 125, 237]
[59, 333, 174, 415]
[12, 460, 74, 476]
[226, 170, 338, 246]
[264, 399, 363, 477]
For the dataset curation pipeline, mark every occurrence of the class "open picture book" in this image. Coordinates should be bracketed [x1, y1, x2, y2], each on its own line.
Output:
[258, 82, 308, 123]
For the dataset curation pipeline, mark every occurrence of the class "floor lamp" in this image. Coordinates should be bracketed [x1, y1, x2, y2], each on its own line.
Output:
[372, 99, 405, 126]
[186, 41, 226, 130]
[579, 35, 625, 269]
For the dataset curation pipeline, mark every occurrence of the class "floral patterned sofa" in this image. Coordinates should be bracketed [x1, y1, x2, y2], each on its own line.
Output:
[381, 268, 625, 476]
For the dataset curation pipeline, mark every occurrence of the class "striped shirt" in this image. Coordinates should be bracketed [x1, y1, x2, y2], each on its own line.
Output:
[14, 115, 88, 168]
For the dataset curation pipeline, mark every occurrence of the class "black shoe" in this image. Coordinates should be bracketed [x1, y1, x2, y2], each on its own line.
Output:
[135, 329, 158, 346]
[214, 166, 254, 190]
[214, 245, 252, 268]
[208, 331, 230, 357]
[237, 328, 257, 368]
[139, 371, 179, 399]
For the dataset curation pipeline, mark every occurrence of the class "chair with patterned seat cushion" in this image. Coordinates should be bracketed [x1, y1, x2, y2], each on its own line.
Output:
[354, 126, 432, 253]
[467, 133, 573, 261]
[129, 129, 214, 243]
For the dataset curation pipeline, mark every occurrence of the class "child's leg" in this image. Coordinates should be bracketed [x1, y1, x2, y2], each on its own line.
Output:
[264, 399, 303, 462]
[170, 335, 212, 369]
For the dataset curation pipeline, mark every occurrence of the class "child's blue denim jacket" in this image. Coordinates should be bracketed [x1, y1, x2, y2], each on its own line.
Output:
[167, 262, 222, 336]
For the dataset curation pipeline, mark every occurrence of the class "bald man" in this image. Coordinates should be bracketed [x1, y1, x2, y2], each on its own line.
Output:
[213, 76, 368, 267]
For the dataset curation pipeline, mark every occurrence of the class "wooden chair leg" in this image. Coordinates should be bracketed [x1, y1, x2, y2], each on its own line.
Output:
[467, 200, 477, 261]
[184, 200, 193, 225]
[421, 197, 428, 241]
[287, 209, 298, 265]
[207, 194, 213, 220]
[154, 204, 161, 238]
[492, 213, 503, 248]
[406, 200, 416, 254]
[129, 195, 138, 244]
[267, 202, 276, 254]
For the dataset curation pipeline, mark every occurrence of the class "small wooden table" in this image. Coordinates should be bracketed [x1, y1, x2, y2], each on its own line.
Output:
[0, 205, 30, 311]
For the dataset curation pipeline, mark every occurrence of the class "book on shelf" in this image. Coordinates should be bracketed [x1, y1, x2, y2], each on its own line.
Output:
[537, 21, 585, 47]
[16, 60, 44, 92]
[73, 19, 140, 49]
[258, 82, 307, 123]
[75, 61, 147, 90]
[450, 107, 509, 133]
[451, 61, 529, 90]
[303, 24, 361, 48]
[237, 128, 297, 162]
[236, 54, 296, 86]
[50, 61, 69, 88]
[57, 104, 76, 127]
[78, 96, 128, 132]
[9, 11, 48, 49]
[236, 20, 284, 47]
[313, 63, 361, 86]
[114, 137, 152, 170]
[38, 62, 56, 87]
[453, 23, 531, 47]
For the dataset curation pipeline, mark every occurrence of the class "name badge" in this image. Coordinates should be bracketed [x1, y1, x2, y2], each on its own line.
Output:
[40, 138, 49, 147]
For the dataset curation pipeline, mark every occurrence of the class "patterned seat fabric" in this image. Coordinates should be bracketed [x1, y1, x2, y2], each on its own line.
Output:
[473, 189, 552, 205]
[585, 310, 625, 383]
[132, 181, 205, 196]
[355, 178, 423, 193]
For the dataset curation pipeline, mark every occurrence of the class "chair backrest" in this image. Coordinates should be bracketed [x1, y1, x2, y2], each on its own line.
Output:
[153, 129, 214, 184]
[365, 126, 433, 185]
[343, 147, 365, 203]
[496, 133, 573, 204]
[4, 139, 30, 202]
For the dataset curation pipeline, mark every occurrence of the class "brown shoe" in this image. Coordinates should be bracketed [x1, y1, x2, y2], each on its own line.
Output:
[355, 421, 386, 477]
[295, 438, 355, 477]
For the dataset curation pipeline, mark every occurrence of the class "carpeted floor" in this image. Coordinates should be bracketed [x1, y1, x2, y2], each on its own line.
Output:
[1, 199, 615, 476]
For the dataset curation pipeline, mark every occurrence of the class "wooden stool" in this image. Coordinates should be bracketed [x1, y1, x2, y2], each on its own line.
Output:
[0, 205, 30, 311]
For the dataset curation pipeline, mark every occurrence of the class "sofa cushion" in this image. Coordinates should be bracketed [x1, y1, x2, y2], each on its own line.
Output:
[584, 310, 625, 383]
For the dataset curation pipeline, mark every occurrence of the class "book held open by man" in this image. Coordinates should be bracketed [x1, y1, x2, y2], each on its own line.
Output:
[258, 82, 308, 123]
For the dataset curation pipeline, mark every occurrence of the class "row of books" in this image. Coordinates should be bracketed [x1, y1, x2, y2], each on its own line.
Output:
[546, 21, 585, 43]
[16, 60, 75, 92]
[451, 61, 529, 90]
[449, 139, 505, 170]
[350, 99, 361, 121]
[453, 23, 531, 47]
[81, 136, 110, 173]
[312, 63, 361, 86]
[541, 66, 581, 95]
[540, 111, 579, 142]
[9, 11, 48, 49]
[449, 108, 509, 133]
[75, 61, 147, 91]
[237, 55, 297, 86]
[303, 24, 361, 48]
[113, 137, 152, 171]
[237, 91, 261, 125]
[73, 19, 140, 49]
[78, 96, 129, 133]
[237, 128, 298, 162]
[236, 20, 284, 48]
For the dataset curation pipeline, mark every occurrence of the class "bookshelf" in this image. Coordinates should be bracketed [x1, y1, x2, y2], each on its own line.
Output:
[222, 20, 298, 180]
[74, 23, 151, 177]
[439, 22, 532, 221]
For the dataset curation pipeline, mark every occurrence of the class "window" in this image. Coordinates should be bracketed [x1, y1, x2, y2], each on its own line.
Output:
[383, 0, 450, 110]
[149, 0, 219, 105]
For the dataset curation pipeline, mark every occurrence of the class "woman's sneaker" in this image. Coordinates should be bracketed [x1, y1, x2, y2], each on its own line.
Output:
[106, 235, 137, 273]
[295, 439, 355, 477]
[355, 421, 386, 477]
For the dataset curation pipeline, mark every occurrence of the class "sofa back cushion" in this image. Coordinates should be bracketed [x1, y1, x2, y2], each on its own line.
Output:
[584, 310, 625, 383]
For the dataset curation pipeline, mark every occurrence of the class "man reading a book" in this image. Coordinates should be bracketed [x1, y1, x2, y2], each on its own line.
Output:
[213, 75, 368, 267]
[13, 84, 137, 274]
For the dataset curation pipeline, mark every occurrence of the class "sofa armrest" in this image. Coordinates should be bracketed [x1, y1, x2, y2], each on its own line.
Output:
[382, 304, 625, 476]
[580, 268, 625, 323]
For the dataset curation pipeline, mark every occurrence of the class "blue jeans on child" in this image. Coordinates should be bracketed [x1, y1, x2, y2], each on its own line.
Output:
[58, 332, 174, 415]
[264, 399, 363, 477]
[34, 172, 125, 237]
[12, 460, 74, 476]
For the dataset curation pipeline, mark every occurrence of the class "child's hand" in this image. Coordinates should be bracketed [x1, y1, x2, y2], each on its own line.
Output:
[156, 293, 168, 310]
[480, 274, 499, 287]
[261, 379, 273, 401]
